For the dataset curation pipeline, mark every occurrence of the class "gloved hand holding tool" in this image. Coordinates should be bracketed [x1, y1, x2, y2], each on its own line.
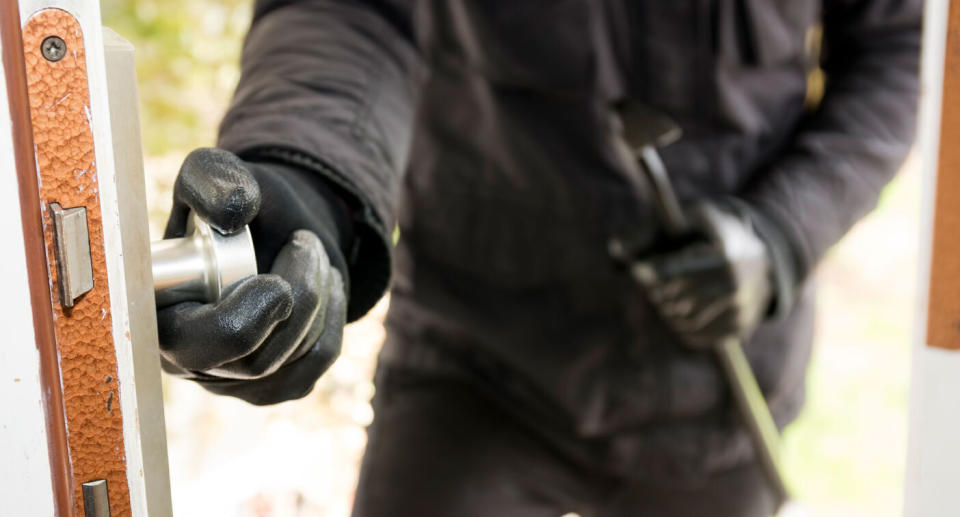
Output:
[155, 148, 350, 405]
[632, 199, 773, 351]
[613, 103, 791, 509]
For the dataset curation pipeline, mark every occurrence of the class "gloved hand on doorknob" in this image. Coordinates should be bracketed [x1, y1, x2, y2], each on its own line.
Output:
[157, 148, 351, 405]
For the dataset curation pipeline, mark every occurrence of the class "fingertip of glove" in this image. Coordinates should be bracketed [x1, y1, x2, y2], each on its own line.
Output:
[289, 229, 325, 252]
[631, 261, 657, 284]
[274, 229, 331, 275]
[177, 148, 262, 233]
[182, 147, 247, 174]
[229, 274, 296, 322]
[218, 184, 262, 234]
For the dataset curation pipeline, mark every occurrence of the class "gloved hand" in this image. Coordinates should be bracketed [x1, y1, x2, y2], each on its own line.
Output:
[633, 200, 773, 350]
[158, 148, 352, 405]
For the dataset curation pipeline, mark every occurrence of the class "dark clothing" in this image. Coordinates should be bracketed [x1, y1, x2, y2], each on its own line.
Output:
[219, 0, 921, 482]
[353, 366, 777, 517]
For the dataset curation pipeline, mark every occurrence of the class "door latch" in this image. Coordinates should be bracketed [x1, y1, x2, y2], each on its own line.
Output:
[50, 202, 94, 308]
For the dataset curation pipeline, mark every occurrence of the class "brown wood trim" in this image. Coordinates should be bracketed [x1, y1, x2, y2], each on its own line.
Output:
[23, 9, 132, 516]
[928, 0, 960, 350]
[0, 3, 74, 515]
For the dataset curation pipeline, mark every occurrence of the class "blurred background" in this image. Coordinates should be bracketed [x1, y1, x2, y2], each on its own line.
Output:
[102, 1, 920, 515]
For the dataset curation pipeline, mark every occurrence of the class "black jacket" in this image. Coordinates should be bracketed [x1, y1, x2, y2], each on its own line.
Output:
[218, 0, 921, 480]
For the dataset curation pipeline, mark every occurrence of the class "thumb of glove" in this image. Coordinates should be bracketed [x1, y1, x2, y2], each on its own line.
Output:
[165, 148, 261, 238]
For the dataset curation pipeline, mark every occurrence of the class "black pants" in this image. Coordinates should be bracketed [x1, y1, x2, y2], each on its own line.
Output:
[352, 367, 776, 517]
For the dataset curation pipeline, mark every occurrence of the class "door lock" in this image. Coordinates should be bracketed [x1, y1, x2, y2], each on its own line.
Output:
[150, 213, 257, 307]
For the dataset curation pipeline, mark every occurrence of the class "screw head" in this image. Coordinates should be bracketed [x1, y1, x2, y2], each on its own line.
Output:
[41, 36, 66, 62]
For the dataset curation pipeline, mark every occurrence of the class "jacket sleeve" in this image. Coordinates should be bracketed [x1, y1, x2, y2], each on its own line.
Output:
[742, 0, 921, 315]
[217, 0, 426, 321]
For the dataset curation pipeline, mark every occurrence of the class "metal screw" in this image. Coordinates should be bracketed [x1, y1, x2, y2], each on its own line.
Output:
[41, 36, 66, 62]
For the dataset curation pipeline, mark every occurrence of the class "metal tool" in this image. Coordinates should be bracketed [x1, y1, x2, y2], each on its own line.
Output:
[618, 102, 790, 508]
[150, 212, 257, 307]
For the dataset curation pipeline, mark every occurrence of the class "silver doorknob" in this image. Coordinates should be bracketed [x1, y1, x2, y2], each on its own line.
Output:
[151, 212, 257, 307]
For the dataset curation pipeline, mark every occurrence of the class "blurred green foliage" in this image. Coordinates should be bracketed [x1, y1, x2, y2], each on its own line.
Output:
[102, 0, 251, 155]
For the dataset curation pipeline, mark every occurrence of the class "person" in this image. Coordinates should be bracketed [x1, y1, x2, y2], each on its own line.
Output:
[156, 1, 921, 515]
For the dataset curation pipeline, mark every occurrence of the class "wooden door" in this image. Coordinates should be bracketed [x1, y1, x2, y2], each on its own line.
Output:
[0, 1, 172, 515]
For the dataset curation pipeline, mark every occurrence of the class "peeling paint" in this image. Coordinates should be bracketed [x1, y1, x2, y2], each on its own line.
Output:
[33, 144, 41, 188]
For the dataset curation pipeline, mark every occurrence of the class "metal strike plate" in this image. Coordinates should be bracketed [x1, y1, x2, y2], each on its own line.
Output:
[50, 202, 94, 308]
[82, 479, 111, 517]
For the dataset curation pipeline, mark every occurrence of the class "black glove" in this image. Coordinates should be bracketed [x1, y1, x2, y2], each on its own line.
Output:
[633, 200, 774, 350]
[158, 148, 352, 405]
